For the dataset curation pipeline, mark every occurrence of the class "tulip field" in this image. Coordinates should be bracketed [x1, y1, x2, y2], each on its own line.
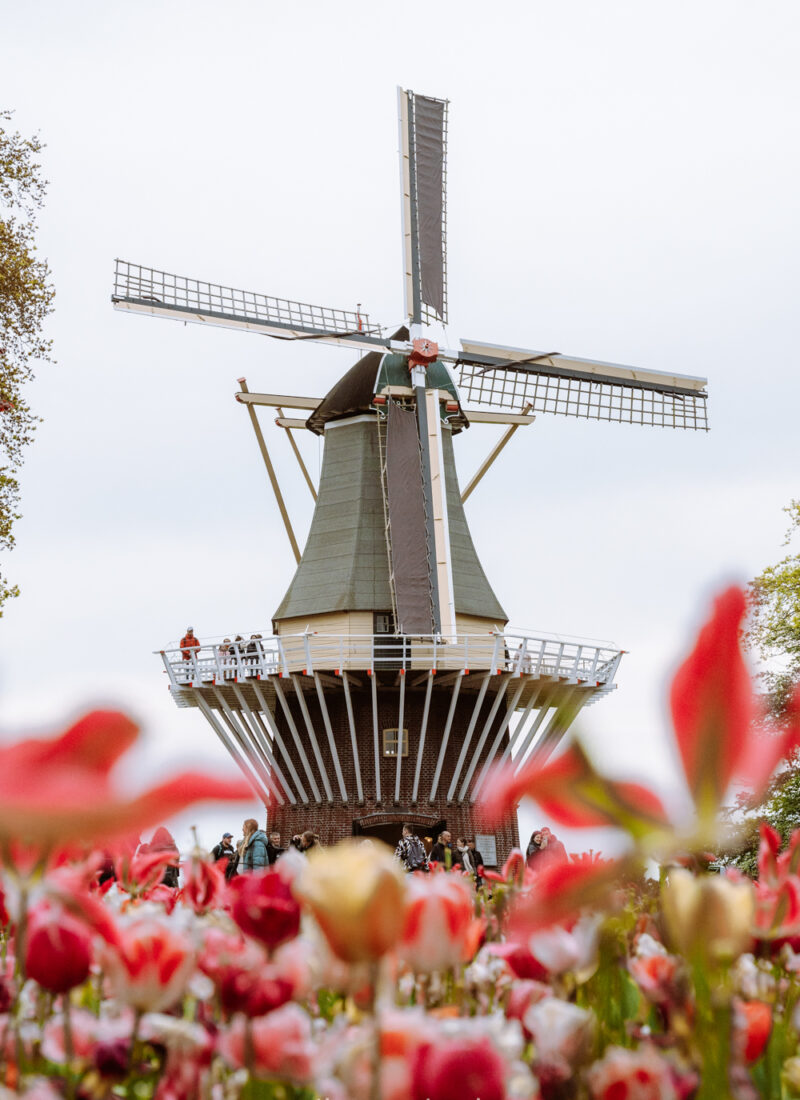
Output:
[2, 586, 800, 1099]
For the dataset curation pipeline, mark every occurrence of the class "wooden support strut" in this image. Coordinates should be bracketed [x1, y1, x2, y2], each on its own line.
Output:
[462, 403, 534, 503]
[237, 378, 301, 563]
[276, 406, 317, 501]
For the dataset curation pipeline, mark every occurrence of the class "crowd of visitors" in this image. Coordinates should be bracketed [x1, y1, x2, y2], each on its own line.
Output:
[98, 818, 566, 892]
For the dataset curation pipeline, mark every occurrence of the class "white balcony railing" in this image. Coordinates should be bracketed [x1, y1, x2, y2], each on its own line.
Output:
[157, 631, 623, 690]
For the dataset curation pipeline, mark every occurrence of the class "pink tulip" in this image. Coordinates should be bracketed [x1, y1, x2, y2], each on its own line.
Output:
[399, 874, 483, 973]
[105, 919, 194, 1012]
[218, 1003, 316, 1084]
[586, 1044, 678, 1100]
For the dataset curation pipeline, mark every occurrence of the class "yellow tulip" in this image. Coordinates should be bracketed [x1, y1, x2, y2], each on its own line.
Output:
[296, 840, 407, 963]
[662, 869, 754, 963]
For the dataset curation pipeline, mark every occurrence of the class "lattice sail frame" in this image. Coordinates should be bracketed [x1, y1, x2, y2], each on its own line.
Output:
[113, 260, 381, 338]
[457, 361, 709, 430]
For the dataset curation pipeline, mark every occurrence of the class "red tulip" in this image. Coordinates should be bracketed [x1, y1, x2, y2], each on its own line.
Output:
[104, 919, 194, 1012]
[25, 903, 92, 993]
[411, 1037, 506, 1100]
[183, 852, 227, 914]
[733, 999, 772, 1063]
[670, 587, 754, 816]
[0, 710, 255, 847]
[228, 867, 301, 950]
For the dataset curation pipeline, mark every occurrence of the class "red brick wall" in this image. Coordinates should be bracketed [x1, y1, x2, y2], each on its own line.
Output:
[265, 671, 520, 863]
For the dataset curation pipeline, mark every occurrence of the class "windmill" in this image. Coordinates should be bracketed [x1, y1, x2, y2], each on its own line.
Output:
[113, 89, 708, 862]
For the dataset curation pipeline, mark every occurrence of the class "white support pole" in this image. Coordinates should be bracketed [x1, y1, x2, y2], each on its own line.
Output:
[471, 677, 529, 800]
[458, 675, 511, 801]
[394, 672, 406, 803]
[371, 673, 382, 803]
[314, 673, 348, 802]
[411, 673, 434, 802]
[195, 694, 274, 806]
[527, 688, 588, 768]
[501, 684, 543, 763]
[341, 673, 364, 803]
[251, 683, 309, 802]
[428, 673, 462, 801]
[447, 672, 492, 801]
[209, 691, 283, 804]
[291, 675, 333, 801]
[272, 677, 321, 802]
[512, 700, 554, 773]
[229, 685, 293, 804]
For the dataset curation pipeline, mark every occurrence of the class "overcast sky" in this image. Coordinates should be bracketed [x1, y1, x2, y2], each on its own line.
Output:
[2, 1, 798, 855]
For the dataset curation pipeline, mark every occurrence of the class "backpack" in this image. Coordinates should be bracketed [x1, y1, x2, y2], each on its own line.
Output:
[406, 835, 428, 871]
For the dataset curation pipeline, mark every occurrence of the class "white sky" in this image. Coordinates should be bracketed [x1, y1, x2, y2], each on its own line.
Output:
[1, 1, 798, 856]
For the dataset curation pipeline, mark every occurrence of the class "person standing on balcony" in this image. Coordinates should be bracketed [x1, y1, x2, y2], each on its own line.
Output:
[180, 626, 201, 661]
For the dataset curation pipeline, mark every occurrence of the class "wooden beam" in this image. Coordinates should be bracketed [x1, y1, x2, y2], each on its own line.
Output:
[462, 403, 534, 503]
[276, 407, 317, 499]
[239, 389, 536, 426]
[237, 379, 301, 563]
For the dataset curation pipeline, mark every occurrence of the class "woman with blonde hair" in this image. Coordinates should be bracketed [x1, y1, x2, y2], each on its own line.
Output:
[239, 817, 269, 873]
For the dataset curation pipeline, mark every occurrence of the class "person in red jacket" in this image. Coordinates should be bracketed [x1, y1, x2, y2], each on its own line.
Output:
[180, 626, 201, 661]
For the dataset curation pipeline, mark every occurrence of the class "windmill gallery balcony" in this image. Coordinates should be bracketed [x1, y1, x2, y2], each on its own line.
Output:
[159, 630, 623, 691]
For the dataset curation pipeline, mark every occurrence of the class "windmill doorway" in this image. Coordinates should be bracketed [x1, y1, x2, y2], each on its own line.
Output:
[351, 814, 445, 855]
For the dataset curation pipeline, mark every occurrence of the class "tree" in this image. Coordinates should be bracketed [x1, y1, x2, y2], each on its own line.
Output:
[746, 499, 800, 721]
[0, 110, 54, 614]
[722, 501, 800, 873]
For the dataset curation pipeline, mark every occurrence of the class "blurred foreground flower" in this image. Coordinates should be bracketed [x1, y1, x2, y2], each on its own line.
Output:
[662, 868, 754, 964]
[0, 710, 255, 848]
[296, 839, 406, 963]
[483, 588, 800, 840]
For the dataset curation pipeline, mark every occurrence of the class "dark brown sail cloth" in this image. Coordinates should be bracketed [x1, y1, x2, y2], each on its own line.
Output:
[386, 403, 434, 634]
[413, 95, 446, 319]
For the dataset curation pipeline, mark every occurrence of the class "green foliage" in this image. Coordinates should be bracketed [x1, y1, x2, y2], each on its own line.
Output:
[723, 502, 800, 874]
[746, 500, 800, 721]
[0, 109, 54, 614]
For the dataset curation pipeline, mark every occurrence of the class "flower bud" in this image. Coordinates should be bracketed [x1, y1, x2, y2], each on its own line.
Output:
[296, 840, 406, 963]
[662, 869, 754, 962]
[25, 904, 92, 993]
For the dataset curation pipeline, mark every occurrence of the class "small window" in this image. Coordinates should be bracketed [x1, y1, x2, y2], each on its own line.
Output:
[382, 728, 409, 757]
[374, 612, 394, 635]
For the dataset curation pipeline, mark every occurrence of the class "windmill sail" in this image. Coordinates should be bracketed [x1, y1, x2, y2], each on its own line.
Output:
[385, 401, 436, 635]
[399, 89, 448, 324]
[112, 260, 385, 351]
[456, 339, 709, 430]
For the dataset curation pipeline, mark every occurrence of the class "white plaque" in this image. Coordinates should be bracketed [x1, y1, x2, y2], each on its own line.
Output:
[475, 833, 497, 867]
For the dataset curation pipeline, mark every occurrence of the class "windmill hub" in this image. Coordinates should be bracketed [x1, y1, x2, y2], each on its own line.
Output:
[114, 88, 709, 865]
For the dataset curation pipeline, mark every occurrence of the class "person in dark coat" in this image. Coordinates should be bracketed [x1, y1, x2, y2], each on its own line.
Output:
[466, 838, 485, 888]
[240, 818, 269, 873]
[149, 826, 180, 887]
[211, 832, 238, 879]
[266, 831, 285, 864]
[429, 830, 461, 871]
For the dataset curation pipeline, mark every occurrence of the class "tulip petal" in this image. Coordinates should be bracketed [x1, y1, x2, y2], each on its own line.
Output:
[669, 587, 754, 817]
[0, 772, 255, 844]
[508, 855, 635, 933]
[481, 743, 669, 837]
